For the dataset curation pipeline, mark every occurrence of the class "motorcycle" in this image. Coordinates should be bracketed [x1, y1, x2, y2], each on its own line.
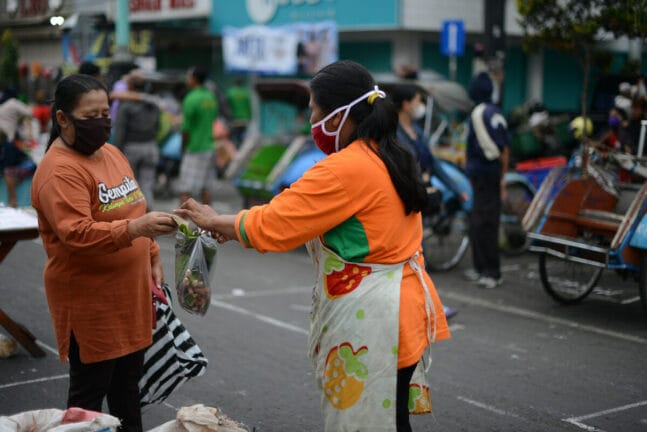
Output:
[422, 159, 536, 272]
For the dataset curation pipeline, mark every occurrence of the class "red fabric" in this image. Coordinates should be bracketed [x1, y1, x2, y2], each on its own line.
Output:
[61, 407, 104, 423]
[32, 104, 51, 132]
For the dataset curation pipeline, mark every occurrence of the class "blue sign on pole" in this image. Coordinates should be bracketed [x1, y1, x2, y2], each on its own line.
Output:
[440, 20, 465, 56]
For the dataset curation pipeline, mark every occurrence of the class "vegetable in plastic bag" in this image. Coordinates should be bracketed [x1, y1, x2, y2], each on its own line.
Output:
[174, 223, 218, 315]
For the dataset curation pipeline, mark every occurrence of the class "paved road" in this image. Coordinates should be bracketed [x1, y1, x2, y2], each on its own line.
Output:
[1, 184, 646, 431]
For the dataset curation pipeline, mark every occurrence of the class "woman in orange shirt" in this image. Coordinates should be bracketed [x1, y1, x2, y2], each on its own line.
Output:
[176, 60, 450, 432]
[31, 74, 177, 432]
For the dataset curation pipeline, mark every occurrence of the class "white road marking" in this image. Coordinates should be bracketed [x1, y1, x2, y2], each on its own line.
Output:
[211, 299, 308, 335]
[620, 296, 640, 305]
[439, 291, 647, 345]
[289, 304, 310, 312]
[562, 419, 602, 431]
[0, 374, 68, 389]
[563, 400, 647, 431]
[214, 286, 310, 300]
[457, 396, 524, 419]
[500, 264, 521, 272]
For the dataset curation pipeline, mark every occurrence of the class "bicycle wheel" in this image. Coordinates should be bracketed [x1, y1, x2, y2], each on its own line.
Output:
[539, 252, 603, 305]
[423, 210, 470, 272]
[500, 182, 534, 256]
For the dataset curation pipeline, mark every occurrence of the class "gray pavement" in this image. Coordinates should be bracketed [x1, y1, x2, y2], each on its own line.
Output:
[1, 182, 647, 431]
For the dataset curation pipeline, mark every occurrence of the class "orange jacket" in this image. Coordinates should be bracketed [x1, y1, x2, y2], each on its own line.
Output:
[31, 144, 157, 363]
[235, 140, 450, 368]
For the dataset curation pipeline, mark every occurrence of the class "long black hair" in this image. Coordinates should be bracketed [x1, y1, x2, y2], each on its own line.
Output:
[46, 74, 109, 151]
[309, 60, 427, 214]
[390, 83, 421, 111]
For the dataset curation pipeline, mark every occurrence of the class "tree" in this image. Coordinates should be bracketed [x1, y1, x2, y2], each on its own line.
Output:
[599, 0, 647, 41]
[0, 29, 19, 89]
[516, 0, 645, 172]
[516, 0, 605, 126]
[516, 0, 646, 125]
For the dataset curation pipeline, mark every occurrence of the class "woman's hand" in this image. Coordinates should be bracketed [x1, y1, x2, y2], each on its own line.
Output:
[128, 211, 177, 239]
[174, 198, 219, 231]
[175, 199, 239, 244]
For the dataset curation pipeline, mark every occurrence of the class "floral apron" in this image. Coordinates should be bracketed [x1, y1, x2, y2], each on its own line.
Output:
[306, 239, 436, 432]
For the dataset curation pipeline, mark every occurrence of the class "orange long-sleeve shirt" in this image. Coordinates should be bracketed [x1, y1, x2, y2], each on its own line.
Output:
[235, 140, 450, 368]
[31, 144, 157, 363]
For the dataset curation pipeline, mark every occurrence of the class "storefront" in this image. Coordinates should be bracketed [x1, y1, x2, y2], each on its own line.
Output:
[0, 0, 71, 69]
[209, 0, 646, 115]
[103, 0, 212, 73]
[209, 0, 526, 109]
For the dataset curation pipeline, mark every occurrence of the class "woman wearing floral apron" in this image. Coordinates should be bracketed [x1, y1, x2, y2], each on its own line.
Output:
[176, 60, 451, 432]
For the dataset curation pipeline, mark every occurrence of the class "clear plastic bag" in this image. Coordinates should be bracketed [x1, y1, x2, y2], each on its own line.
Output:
[174, 224, 218, 316]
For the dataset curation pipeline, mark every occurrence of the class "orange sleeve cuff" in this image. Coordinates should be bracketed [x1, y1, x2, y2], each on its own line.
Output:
[111, 219, 133, 249]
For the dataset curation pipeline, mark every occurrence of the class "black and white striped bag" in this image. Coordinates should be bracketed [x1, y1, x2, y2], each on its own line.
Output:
[139, 284, 208, 406]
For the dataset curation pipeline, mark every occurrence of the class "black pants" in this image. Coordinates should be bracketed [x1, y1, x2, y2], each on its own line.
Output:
[67, 334, 145, 432]
[469, 174, 502, 279]
[396, 363, 417, 432]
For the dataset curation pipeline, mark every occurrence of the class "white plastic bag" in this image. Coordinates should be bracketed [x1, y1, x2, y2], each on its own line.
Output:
[0, 333, 18, 358]
[146, 405, 247, 432]
[0, 408, 120, 432]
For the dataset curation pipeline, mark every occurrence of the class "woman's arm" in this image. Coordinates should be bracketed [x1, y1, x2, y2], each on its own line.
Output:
[37, 167, 176, 254]
[174, 200, 238, 243]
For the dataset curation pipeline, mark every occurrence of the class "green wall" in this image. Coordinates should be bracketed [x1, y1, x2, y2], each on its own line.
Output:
[542, 48, 602, 114]
[421, 41, 474, 90]
[339, 41, 392, 72]
[502, 46, 526, 114]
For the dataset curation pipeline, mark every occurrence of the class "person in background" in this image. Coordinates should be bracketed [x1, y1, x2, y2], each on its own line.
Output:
[112, 73, 161, 211]
[78, 61, 102, 81]
[30, 74, 177, 432]
[0, 86, 32, 142]
[109, 64, 139, 122]
[0, 86, 35, 207]
[175, 60, 450, 432]
[471, 42, 488, 77]
[392, 83, 465, 319]
[618, 97, 646, 156]
[463, 71, 510, 289]
[32, 89, 51, 134]
[392, 83, 466, 204]
[614, 82, 633, 117]
[593, 106, 628, 152]
[177, 66, 218, 206]
[0, 129, 36, 207]
[225, 78, 252, 148]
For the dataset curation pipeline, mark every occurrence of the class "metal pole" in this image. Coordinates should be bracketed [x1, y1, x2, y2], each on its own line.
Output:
[449, 55, 457, 81]
[114, 0, 131, 62]
[637, 119, 647, 158]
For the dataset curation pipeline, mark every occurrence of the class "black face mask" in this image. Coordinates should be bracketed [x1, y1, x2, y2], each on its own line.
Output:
[61, 115, 112, 155]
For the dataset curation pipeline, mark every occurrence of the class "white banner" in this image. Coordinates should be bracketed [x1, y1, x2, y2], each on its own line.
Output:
[223, 21, 338, 76]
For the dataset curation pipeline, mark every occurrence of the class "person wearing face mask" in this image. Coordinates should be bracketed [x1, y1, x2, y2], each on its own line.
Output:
[174, 60, 451, 432]
[30, 74, 177, 432]
[593, 106, 627, 152]
[392, 83, 464, 319]
[392, 83, 466, 208]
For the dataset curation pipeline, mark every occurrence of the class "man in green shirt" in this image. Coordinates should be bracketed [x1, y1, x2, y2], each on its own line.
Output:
[225, 78, 252, 147]
[178, 66, 218, 205]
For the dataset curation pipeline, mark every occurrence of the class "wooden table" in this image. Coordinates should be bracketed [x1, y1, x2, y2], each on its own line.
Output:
[0, 208, 46, 357]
